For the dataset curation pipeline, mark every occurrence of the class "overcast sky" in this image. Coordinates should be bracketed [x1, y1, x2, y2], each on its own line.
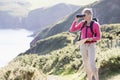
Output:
[0, 0, 98, 17]
[27, 0, 99, 10]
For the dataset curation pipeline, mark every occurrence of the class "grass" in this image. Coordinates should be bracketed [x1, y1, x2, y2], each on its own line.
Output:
[0, 46, 119, 80]
[24, 32, 76, 55]
[0, 23, 120, 80]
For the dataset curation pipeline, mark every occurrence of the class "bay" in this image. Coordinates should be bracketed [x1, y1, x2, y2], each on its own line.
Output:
[0, 29, 33, 68]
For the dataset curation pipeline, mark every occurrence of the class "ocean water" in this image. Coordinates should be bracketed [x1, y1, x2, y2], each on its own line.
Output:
[0, 29, 33, 68]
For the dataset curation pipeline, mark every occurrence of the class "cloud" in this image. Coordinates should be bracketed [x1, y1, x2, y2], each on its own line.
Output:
[0, 0, 31, 17]
[27, 0, 98, 10]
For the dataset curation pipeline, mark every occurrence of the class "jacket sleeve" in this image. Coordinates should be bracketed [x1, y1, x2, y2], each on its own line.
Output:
[70, 20, 83, 32]
[92, 22, 102, 41]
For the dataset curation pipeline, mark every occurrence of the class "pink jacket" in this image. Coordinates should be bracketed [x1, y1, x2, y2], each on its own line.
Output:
[70, 20, 101, 41]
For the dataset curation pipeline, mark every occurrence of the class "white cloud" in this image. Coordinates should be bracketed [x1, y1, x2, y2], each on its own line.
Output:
[27, 0, 99, 10]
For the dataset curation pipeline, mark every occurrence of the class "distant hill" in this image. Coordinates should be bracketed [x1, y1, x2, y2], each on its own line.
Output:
[22, 3, 79, 32]
[30, 0, 120, 47]
[92, 0, 120, 24]
[0, 3, 79, 32]
[0, 11, 22, 29]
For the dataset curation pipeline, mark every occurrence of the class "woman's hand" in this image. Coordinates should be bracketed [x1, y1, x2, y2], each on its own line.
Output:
[86, 38, 93, 41]
[75, 17, 80, 22]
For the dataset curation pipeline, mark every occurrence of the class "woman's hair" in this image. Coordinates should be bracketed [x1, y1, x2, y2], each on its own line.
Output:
[82, 8, 93, 15]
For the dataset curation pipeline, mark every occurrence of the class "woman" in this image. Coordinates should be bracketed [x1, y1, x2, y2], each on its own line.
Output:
[70, 8, 101, 80]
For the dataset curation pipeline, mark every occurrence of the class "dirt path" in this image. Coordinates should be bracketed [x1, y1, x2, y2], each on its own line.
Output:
[46, 73, 86, 80]
[46, 73, 120, 80]
[47, 75, 73, 80]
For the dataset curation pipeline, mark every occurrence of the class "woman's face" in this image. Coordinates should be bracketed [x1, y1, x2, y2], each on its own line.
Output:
[83, 12, 92, 21]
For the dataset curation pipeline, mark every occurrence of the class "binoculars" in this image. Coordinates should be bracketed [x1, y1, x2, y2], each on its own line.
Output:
[76, 14, 98, 22]
[76, 14, 85, 18]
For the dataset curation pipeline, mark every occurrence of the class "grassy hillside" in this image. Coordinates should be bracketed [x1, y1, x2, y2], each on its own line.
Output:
[0, 45, 120, 80]
[30, 0, 120, 47]
[98, 24, 120, 48]
[0, 65, 46, 80]
[0, 23, 120, 80]
[26, 24, 120, 54]
[24, 32, 75, 55]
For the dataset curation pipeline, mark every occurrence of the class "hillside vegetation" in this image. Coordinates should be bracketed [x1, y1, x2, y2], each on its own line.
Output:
[0, 23, 120, 80]
[26, 24, 120, 54]
[25, 32, 75, 55]
[0, 45, 120, 80]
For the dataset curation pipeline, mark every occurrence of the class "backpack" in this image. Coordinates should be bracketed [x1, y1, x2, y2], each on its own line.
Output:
[75, 18, 98, 42]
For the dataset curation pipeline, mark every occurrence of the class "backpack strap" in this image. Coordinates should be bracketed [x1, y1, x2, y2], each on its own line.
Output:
[90, 21, 94, 35]
[78, 21, 87, 41]
[90, 21, 96, 37]
[80, 21, 87, 30]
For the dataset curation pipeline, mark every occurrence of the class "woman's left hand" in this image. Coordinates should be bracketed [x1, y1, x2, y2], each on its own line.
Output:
[86, 38, 93, 41]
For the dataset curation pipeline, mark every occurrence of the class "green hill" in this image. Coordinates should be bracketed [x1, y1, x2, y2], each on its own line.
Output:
[24, 32, 75, 55]
[0, 23, 120, 80]
[0, 44, 120, 80]
[30, 0, 120, 47]
[25, 24, 120, 54]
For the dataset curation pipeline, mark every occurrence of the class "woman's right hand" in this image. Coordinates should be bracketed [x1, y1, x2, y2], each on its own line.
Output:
[75, 17, 80, 22]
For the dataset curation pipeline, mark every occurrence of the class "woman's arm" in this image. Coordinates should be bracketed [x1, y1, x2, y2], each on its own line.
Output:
[70, 18, 83, 32]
